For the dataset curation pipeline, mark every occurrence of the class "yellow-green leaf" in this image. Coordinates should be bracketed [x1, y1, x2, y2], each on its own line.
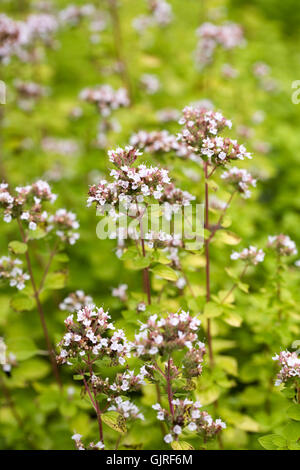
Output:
[8, 241, 28, 254]
[102, 411, 127, 434]
[171, 441, 194, 450]
[223, 312, 243, 327]
[203, 302, 223, 319]
[217, 231, 241, 245]
[151, 264, 178, 281]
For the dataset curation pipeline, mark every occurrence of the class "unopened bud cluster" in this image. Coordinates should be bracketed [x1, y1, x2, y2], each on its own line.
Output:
[272, 350, 300, 386]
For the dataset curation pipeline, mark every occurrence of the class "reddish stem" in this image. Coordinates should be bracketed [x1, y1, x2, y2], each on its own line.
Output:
[207, 191, 236, 243]
[221, 263, 249, 304]
[166, 358, 174, 417]
[139, 216, 151, 305]
[107, 0, 133, 102]
[17, 219, 62, 388]
[204, 162, 214, 366]
[87, 357, 104, 442]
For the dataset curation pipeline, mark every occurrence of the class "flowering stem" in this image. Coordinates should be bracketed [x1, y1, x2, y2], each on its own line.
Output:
[81, 371, 96, 406]
[152, 362, 167, 436]
[166, 358, 174, 417]
[204, 162, 214, 366]
[38, 241, 58, 294]
[17, 219, 62, 389]
[207, 164, 218, 179]
[87, 357, 104, 443]
[107, 0, 133, 102]
[0, 105, 8, 183]
[139, 216, 151, 305]
[221, 263, 249, 304]
[207, 191, 237, 243]
[276, 253, 282, 321]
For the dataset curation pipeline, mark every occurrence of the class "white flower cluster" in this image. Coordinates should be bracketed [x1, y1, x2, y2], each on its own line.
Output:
[57, 305, 131, 366]
[209, 195, 228, 211]
[143, 230, 183, 269]
[79, 85, 130, 117]
[42, 137, 80, 156]
[0, 180, 56, 225]
[230, 246, 265, 265]
[268, 234, 298, 257]
[0, 256, 29, 291]
[91, 366, 148, 395]
[58, 4, 96, 26]
[153, 399, 226, 444]
[112, 284, 128, 302]
[87, 147, 195, 217]
[71, 433, 104, 451]
[108, 396, 144, 421]
[0, 12, 59, 63]
[148, 0, 173, 27]
[130, 130, 198, 161]
[59, 290, 93, 313]
[47, 208, 80, 245]
[14, 79, 48, 100]
[221, 167, 256, 198]
[0, 14, 22, 62]
[253, 62, 278, 93]
[272, 350, 300, 386]
[195, 22, 244, 69]
[0, 337, 17, 374]
[156, 108, 180, 123]
[178, 107, 233, 154]
[201, 137, 252, 165]
[139, 74, 161, 95]
[0, 181, 79, 245]
[132, 0, 173, 33]
[133, 310, 201, 358]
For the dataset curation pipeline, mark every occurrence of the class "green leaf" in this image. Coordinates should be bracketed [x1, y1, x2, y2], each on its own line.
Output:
[54, 253, 69, 263]
[258, 434, 280, 450]
[217, 231, 241, 245]
[155, 252, 171, 265]
[231, 414, 261, 432]
[44, 272, 67, 290]
[238, 282, 249, 293]
[203, 302, 223, 318]
[27, 227, 47, 240]
[282, 421, 300, 441]
[120, 246, 139, 260]
[10, 294, 35, 312]
[7, 337, 38, 360]
[132, 256, 152, 270]
[272, 435, 287, 448]
[73, 374, 84, 381]
[207, 180, 219, 192]
[215, 355, 238, 376]
[171, 441, 194, 450]
[287, 404, 300, 421]
[223, 312, 243, 327]
[151, 264, 178, 281]
[195, 385, 221, 405]
[13, 358, 50, 381]
[8, 241, 28, 254]
[288, 441, 300, 450]
[102, 411, 127, 434]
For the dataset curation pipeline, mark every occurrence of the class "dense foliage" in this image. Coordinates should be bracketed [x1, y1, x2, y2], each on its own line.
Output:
[0, 0, 300, 451]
